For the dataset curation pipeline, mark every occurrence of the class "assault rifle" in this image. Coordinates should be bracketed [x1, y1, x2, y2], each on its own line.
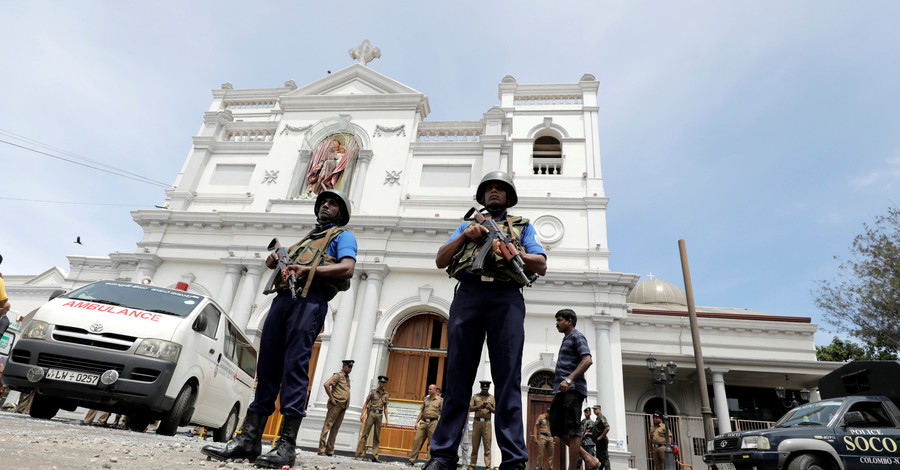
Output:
[262, 238, 297, 299]
[464, 207, 538, 287]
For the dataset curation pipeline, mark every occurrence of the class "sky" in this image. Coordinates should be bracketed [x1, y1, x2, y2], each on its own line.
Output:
[2, 1, 898, 346]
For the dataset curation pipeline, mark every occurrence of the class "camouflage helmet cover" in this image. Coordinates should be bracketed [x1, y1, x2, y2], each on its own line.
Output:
[475, 171, 518, 208]
[315, 189, 351, 226]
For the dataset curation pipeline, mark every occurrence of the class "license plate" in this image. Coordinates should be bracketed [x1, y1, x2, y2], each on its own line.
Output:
[716, 464, 736, 470]
[47, 368, 100, 385]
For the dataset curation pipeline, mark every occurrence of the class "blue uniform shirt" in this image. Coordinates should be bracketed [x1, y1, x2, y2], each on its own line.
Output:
[553, 329, 591, 396]
[329, 230, 358, 261]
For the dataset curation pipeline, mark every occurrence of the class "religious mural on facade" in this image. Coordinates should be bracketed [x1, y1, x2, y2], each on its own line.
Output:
[304, 133, 358, 195]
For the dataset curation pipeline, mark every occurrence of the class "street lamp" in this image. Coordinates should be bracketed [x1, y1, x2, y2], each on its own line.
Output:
[647, 357, 677, 470]
[774, 386, 810, 408]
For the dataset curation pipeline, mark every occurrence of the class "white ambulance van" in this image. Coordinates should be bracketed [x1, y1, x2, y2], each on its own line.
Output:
[0, 280, 257, 441]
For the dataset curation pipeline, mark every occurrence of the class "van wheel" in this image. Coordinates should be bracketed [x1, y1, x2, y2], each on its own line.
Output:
[213, 405, 240, 442]
[787, 453, 829, 470]
[156, 385, 193, 436]
[29, 394, 59, 420]
[125, 414, 153, 432]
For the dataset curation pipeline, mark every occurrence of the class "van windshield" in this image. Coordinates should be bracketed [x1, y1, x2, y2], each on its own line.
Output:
[773, 400, 844, 428]
[62, 281, 203, 318]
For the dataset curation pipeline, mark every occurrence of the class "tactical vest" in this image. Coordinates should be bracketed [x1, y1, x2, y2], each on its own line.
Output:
[274, 226, 351, 299]
[445, 215, 530, 286]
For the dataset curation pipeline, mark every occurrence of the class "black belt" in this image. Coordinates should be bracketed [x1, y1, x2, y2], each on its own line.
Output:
[654, 444, 666, 448]
[422, 417, 437, 422]
[474, 417, 491, 422]
[540, 432, 551, 437]
[368, 409, 383, 414]
[457, 277, 523, 289]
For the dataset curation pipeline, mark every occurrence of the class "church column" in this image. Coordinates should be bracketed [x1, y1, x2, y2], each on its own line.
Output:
[590, 315, 615, 410]
[315, 270, 362, 406]
[350, 149, 373, 204]
[709, 367, 732, 433]
[349, 264, 389, 410]
[133, 254, 163, 281]
[292, 149, 312, 196]
[217, 261, 244, 314]
[230, 261, 266, 331]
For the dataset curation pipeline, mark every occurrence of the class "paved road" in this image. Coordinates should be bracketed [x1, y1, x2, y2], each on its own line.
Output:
[0, 409, 413, 470]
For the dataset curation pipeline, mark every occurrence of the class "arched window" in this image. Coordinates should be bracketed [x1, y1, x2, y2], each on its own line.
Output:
[532, 136, 562, 175]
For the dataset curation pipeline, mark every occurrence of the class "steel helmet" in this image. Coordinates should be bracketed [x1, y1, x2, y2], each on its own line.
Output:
[315, 189, 352, 226]
[475, 171, 518, 208]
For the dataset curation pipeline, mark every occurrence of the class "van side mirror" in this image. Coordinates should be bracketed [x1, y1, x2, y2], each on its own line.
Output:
[842, 411, 866, 427]
[49, 289, 66, 301]
[192, 314, 208, 333]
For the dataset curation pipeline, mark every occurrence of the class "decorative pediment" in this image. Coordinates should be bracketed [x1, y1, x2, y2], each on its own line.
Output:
[285, 63, 422, 97]
[280, 64, 430, 117]
[23, 267, 67, 286]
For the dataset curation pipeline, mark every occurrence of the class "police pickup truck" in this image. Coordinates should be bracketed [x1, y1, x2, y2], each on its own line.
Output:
[703, 361, 900, 470]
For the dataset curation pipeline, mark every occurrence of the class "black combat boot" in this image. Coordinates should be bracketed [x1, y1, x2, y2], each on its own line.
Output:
[254, 415, 302, 468]
[201, 411, 266, 462]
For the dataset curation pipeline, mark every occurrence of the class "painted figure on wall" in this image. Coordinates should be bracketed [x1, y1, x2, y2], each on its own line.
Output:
[305, 133, 358, 195]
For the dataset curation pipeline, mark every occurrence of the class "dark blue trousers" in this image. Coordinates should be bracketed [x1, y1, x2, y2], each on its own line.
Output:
[249, 289, 328, 418]
[430, 282, 528, 470]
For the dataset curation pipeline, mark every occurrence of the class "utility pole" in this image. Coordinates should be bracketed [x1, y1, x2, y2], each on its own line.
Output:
[679, 239, 715, 440]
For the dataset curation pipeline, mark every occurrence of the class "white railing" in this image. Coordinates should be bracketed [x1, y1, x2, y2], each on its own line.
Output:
[625, 412, 775, 470]
[532, 156, 563, 175]
[224, 129, 275, 142]
[416, 128, 481, 142]
[224, 100, 277, 110]
[514, 95, 583, 105]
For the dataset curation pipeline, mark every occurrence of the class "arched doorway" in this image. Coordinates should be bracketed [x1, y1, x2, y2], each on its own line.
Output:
[640, 397, 680, 470]
[526, 370, 564, 470]
[378, 312, 448, 457]
[642, 397, 678, 417]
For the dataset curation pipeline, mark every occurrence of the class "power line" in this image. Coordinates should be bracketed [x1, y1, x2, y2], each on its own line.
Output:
[0, 131, 172, 188]
[0, 196, 150, 207]
[0, 128, 172, 186]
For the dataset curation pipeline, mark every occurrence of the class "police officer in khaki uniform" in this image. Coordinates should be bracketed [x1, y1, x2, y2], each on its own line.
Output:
[408, 384, 444, 466]
[648, 411, 667, 470]
[468, 380, 495, 470]
[318, 359, 354, 456]
[357, 375, 390, 462]
[532, 411, 554, 470]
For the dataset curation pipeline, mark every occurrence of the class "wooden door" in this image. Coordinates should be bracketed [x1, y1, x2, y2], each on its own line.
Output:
[526, 370, 565, 470]
[378, 313, 448, 457]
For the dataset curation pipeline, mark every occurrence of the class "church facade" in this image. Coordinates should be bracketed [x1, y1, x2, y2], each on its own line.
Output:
[4, 46, 836, 470]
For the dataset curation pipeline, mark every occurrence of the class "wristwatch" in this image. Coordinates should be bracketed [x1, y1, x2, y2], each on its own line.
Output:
[565, 378, 573, 385]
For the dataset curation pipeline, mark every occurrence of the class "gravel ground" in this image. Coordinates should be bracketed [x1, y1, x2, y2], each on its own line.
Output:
[0, 409, 414, 470]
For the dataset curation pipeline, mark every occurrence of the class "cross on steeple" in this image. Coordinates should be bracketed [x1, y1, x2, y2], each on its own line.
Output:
[349, 40, 381, 66]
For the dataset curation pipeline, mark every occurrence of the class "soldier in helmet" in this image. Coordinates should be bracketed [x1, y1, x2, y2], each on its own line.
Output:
[426, 171, 548, 470]
[202, 189, 357, 469]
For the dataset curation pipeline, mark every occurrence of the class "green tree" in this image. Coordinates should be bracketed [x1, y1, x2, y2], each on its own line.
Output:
[814, 206, 900, 360]
[815, 336, 896, 362]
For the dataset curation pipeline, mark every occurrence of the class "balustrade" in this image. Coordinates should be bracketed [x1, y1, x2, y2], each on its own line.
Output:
[513, 95, 583, 105]
[224, 129, 275, 142]
[416, 129, 481, 142]
[224, 100, 277, 110]
[532, 156, 563, 175]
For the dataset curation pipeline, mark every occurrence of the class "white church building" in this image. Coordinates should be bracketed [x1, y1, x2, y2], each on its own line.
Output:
[4, 44, 837, 470]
